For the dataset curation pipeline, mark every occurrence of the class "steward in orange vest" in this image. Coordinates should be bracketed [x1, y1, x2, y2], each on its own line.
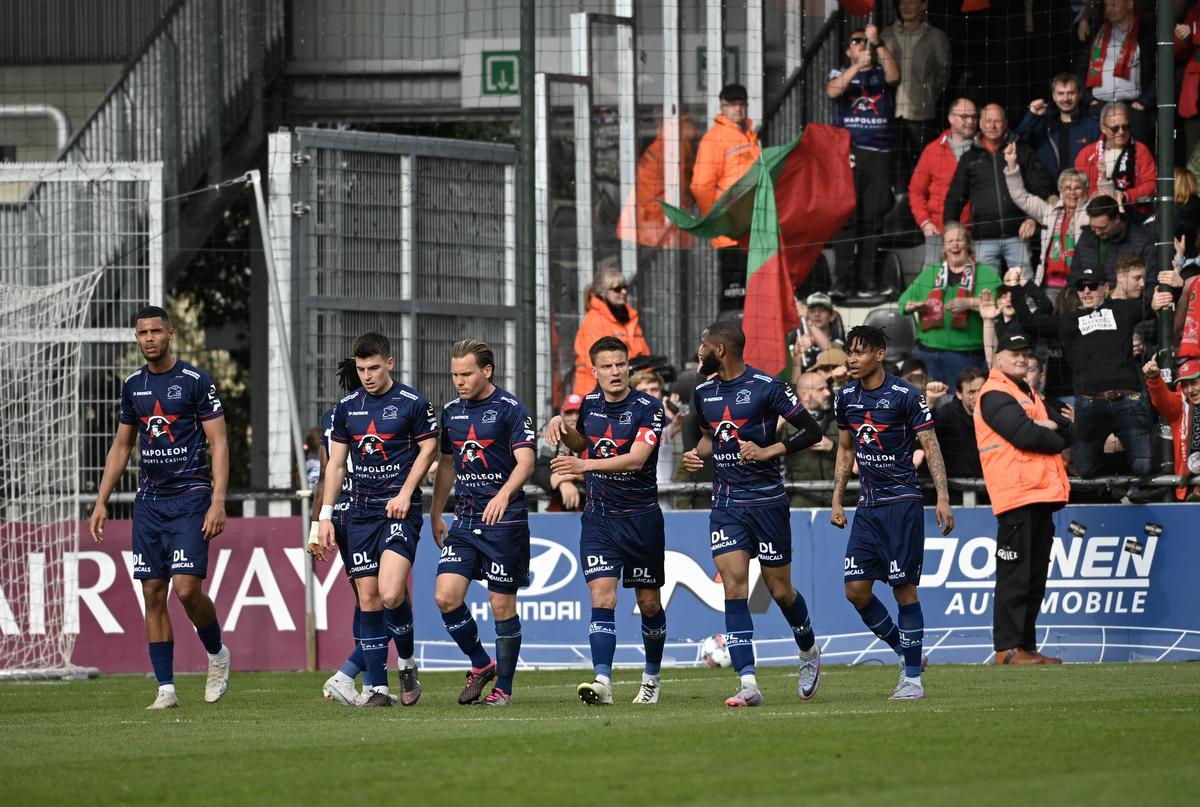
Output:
[972, 332, 1070, 666]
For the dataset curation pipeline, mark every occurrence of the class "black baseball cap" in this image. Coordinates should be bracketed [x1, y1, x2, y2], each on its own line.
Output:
[996, 331, 1035, 354]
[1071, 266, 1106, 287]
[719, 83, 748, 102]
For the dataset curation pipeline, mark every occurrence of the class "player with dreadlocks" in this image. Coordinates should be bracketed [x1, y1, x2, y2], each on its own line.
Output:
[832, 325, 954, 700]
[308, 356, 372, 705]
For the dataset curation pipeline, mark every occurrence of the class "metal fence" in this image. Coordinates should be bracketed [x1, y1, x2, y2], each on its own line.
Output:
[269, 128, 531, 456]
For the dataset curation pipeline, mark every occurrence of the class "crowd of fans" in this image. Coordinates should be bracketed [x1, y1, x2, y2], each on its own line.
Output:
[552, 1, 1200, 506]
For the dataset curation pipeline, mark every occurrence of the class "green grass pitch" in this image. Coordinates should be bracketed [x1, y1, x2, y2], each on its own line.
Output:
[2, 664, 1197, 806]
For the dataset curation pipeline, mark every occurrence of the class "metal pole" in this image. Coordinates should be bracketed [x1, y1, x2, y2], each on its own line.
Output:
[248, 169, 319, 673]
[1157, 0, 1176, 371]
[519, 0, 538, 409]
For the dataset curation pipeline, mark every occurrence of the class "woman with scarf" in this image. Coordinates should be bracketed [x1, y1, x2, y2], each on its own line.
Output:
[1074, 101, 1155, 218]
[898, 221, 1002, 386]
[1004, 142, 1090, 303]
[1144, 356, 1200, 502]
[571, 269, 651, 396]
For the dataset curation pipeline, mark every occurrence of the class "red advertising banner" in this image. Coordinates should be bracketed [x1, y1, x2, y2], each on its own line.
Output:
[68, 518, 358, 673]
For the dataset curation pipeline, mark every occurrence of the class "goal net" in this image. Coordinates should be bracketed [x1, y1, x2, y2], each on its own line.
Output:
[0, 270, 105, 678]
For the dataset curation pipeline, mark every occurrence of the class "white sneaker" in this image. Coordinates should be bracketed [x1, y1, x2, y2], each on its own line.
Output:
[724, 687, 764, 707]
[147, 688, 180, 710]
[632, 677, 660, 704]
[204, 645, 231, 703]
[798, 644, 821, 701]
[323, 673, 361, 706]
[889, 677, 926, 700]
[577, 679, 614, 705]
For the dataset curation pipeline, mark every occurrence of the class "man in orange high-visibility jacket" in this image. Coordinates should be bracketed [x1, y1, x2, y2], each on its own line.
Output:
[691, 83, 761, 314]
[973, 332, 1071, 666]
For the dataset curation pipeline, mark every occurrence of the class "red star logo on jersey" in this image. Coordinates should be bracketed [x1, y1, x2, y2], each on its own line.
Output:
[353, 420, 395, 461]
[141, 401, 177, 443]
[453, 424, 494, 468]
[851, 411, 891, 450]
[588, 424, 629, 459]
[708, 406, 748, 444]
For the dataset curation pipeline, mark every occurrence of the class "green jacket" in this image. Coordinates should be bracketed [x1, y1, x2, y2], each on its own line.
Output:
[897, 262, 1001, 352]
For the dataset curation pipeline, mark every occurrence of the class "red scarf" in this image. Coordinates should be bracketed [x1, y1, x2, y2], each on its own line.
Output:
[1086, 19, 1140, 89]
[1181, 279, 1200, 358]
[921, 261, 976, 331]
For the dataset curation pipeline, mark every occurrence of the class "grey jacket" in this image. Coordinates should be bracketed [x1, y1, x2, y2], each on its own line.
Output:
[882, 20, 950, 121]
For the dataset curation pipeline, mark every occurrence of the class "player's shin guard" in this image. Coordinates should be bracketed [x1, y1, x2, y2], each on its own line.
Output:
[641, 609, 666, 677]
[359, 609, 389, 689]
[341, 606, 365, 678]
[148, 641, 174, 686]
[588, 608, 617, 681]
[777, 591, 816, 652]
[196, 618, 223, 655]
[855, 596, 902, 653]
[386, 600, 415, 660]
[441, 604, 491, 668]
[495, 616, 522, 694]
[898, 602, 925, 678]
[724, 599, 756, 675]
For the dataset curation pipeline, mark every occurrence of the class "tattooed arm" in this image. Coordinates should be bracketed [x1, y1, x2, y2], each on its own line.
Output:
[830, 428, 854, 529]
[917, 429, 955, 535]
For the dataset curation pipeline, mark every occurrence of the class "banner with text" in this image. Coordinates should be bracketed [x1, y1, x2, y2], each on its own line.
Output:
[38, 506, 1200, 672]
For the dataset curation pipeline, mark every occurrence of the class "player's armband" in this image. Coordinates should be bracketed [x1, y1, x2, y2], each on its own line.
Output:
[783, 415, 823, 454]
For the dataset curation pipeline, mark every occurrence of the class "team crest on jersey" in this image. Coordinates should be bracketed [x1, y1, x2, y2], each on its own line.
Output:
[167, 384, 182, 400]
[619, 410, 633, 425]
[141, 401, 177, 443]
[589, 424, 629, 458]
[851, 412, 890, 450]
[482, 409, 498, 424]
[877, 397, 890, 409]
[709, 406, 748, 444]
[353, 420, 395, 461]
[735, 389, 752, 405]
[381, 405, 398, 420]
[454, 425, 494, 467]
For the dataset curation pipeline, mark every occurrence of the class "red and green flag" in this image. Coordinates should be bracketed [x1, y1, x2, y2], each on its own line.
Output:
[661, 124, 854, 375]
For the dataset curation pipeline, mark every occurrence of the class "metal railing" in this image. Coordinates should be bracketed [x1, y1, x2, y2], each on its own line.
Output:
[58, 0, 285, 200]
[759, 7, 846, 147]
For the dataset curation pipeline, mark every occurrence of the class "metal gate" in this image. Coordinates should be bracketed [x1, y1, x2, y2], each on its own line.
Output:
[266, 128, 541, 494]
[0, 162, 164, 505]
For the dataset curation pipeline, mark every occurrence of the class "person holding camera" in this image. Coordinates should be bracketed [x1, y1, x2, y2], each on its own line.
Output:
[943, 103, 1054, 275]
[898, 221, 1001, 386]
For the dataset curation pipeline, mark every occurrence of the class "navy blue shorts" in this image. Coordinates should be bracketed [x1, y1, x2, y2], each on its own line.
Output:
[709, 501, 792, 567]
[132, 491, 211, 579]
[437, 521, 530, 594]
[345, 507, 422, 578]
[844, 499, 925, 586]
[580, 508, 665, 588]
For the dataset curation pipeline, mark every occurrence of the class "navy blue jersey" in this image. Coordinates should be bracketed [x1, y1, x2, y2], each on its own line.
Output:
[119, 360, 224, 499]
[693, 366, 807, 508]
[834, 373, 933, 507]
[575, 389, 664, 517]
[440, 387, 536, 525]
[330, 382, 438, 510]
[320, 406, 353, 514]
[828, 64, 896, 151]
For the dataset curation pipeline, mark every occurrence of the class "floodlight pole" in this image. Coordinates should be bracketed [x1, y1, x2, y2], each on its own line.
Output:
[249, 169, 319, 673]
[519, 0, 538, 410]
[1157, 0, 1175, 371]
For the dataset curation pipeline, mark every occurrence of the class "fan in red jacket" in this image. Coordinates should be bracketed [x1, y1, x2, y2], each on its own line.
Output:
[1144, 357, 1200, 501]
[1074, 102, 1155, 215]
[909, 98, 975, 267]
